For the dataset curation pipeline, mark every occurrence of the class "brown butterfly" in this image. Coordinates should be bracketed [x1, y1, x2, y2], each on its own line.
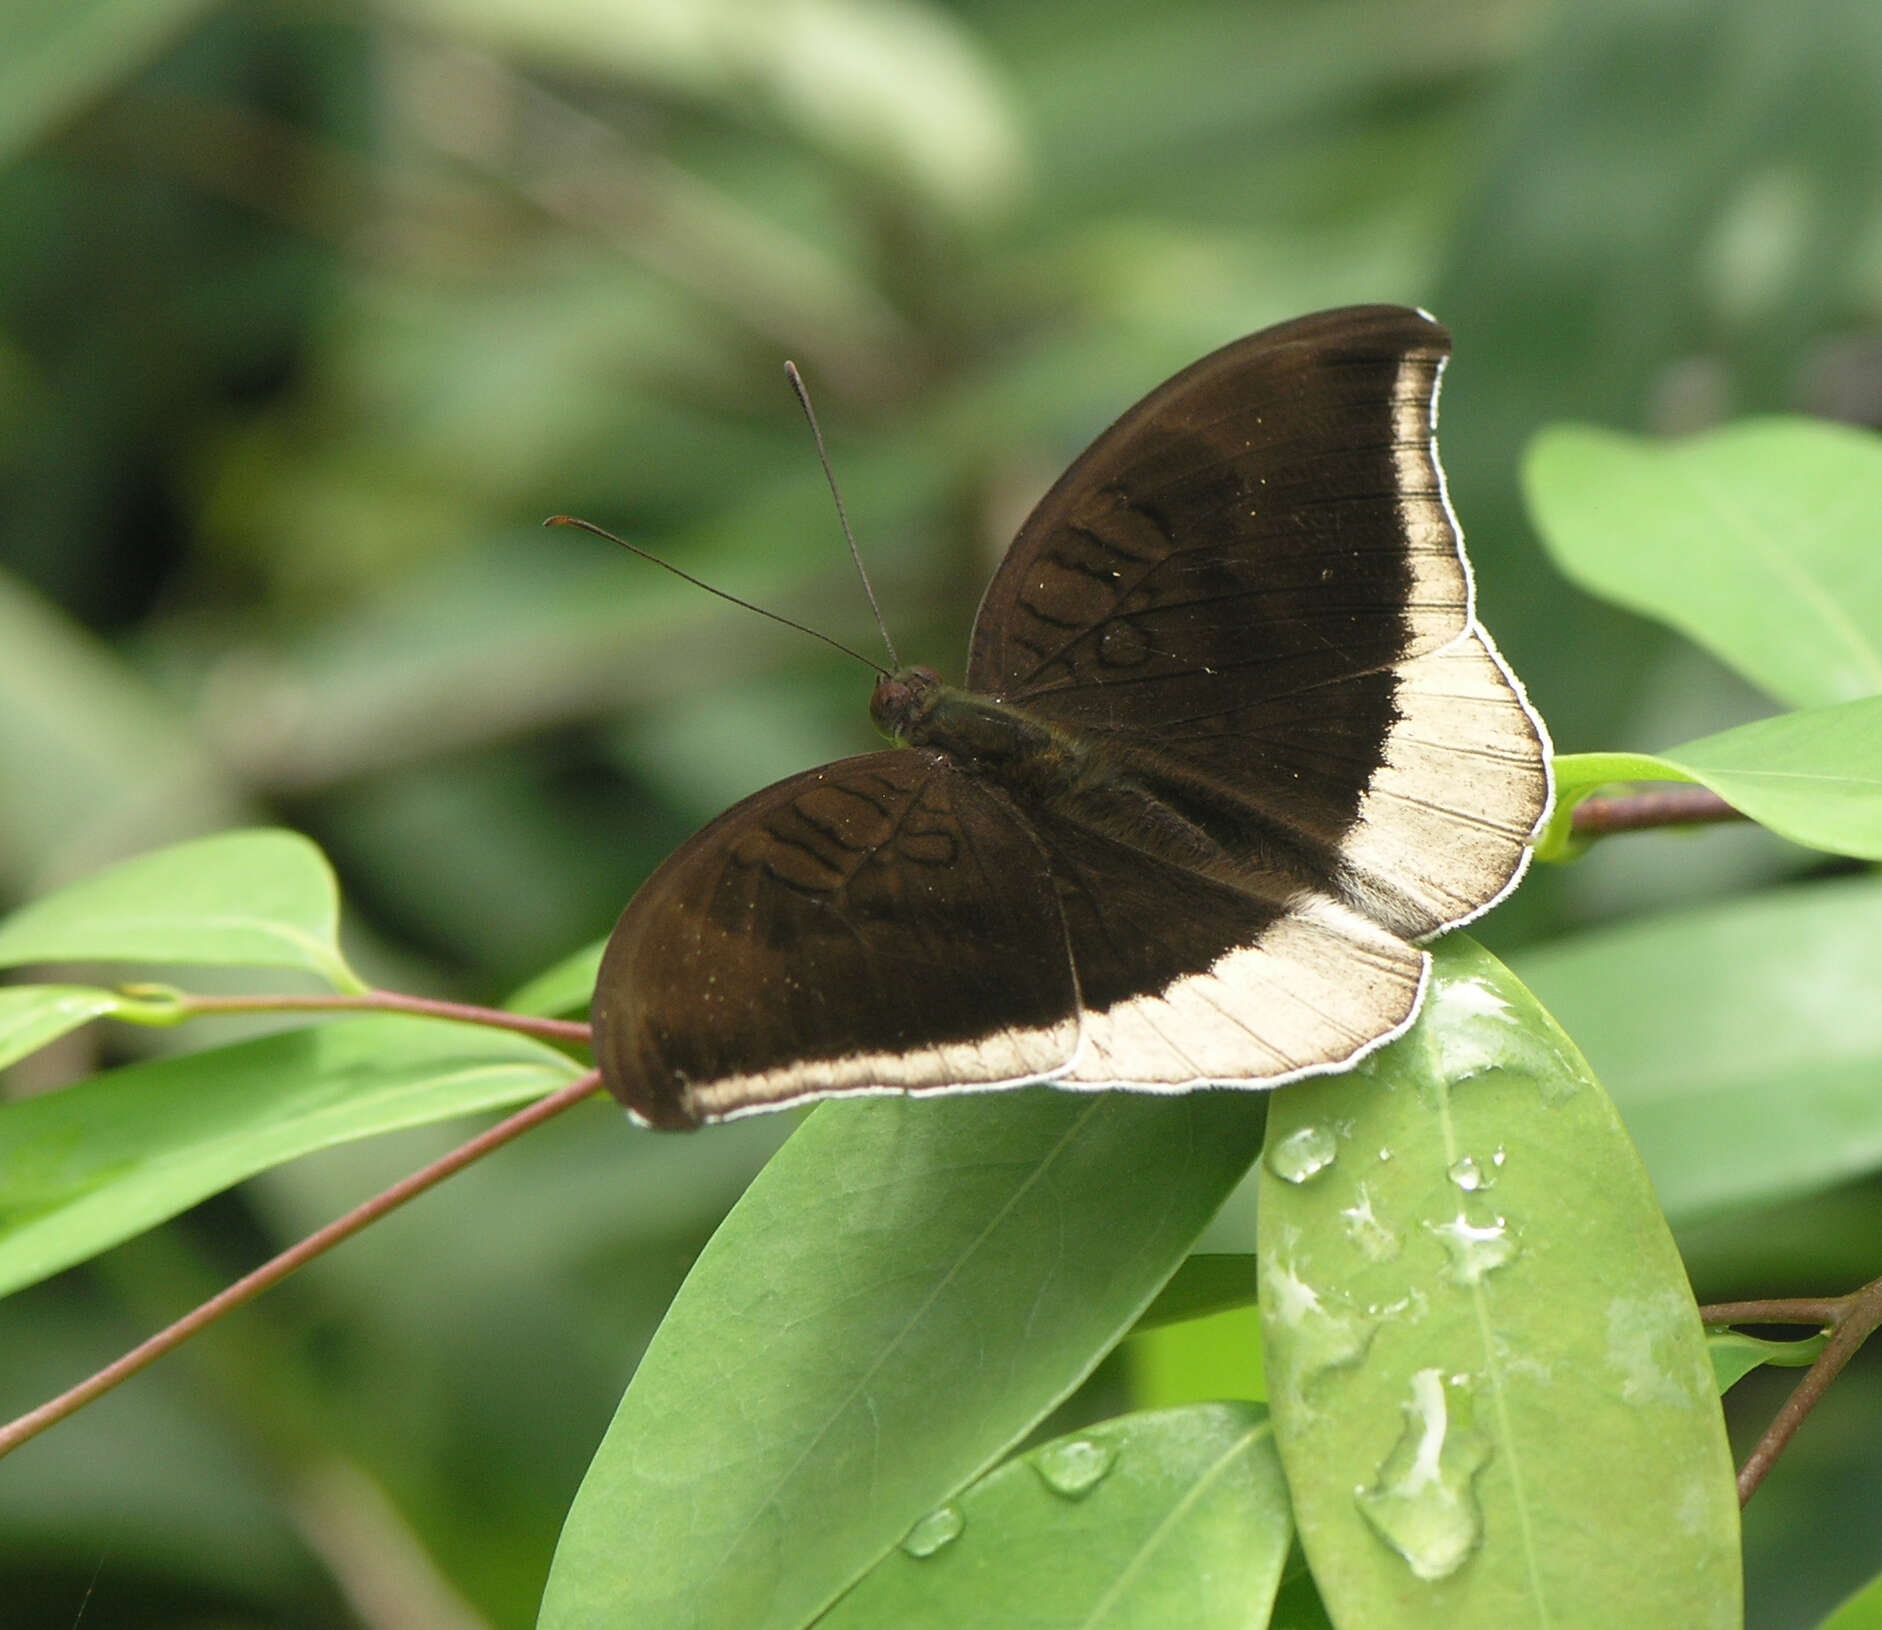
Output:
[590, 306, 1552, 1129]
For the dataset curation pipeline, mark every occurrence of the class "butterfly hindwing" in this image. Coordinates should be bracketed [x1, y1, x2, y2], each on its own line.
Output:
[1019, 809, 1429, 1089]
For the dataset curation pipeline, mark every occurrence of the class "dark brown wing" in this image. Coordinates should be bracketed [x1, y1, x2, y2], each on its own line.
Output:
[965, 304, 1550, 940]
[591, 745, 1431, 1124]
[590, 751, 1082, 1128]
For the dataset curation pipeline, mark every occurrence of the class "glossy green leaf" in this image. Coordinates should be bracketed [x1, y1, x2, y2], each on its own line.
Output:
[1513, 874, 1882, 1223]
[1662, 699, 1882, 858]
[1525, 419, 1882, 708]
[0, 829, 362, 992]
[539, 1088, 1269, 1630]
[0, 983, 125, 1073]
[818, 1404, 1291, 1629]
[1819, 1568, 1882, 1630]
[1707, 1328, 1827, 1395]
[1540, 699, 1882, 863]
[1259, 938, 1739, 1628]
[0, 1015, 583, 1298]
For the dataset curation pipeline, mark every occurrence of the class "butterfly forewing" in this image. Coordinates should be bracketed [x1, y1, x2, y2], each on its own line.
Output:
[965, 304, 1550, 941]
[590, 752, 1080, 1128]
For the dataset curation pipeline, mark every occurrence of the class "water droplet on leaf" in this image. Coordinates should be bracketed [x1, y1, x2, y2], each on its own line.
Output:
[1447, 1156, 1493, 1193]
[1268, 1123, 1337, 1184]
[1340, 1185, 1401, 1262]
[1356, 1369, 1493, 1581]
[1033, 1436, 1117, 1499]
[1264, 1255, 1380, 1384]
[1428, 1212, 1517, 1285]
[901, 1504, 964, 1558]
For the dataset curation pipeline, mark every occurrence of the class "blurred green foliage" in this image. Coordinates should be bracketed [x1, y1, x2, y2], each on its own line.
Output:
[3, 0, 1881, 1625]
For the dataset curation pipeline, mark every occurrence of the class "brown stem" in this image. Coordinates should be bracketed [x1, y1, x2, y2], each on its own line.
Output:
[1698, 1298, 1848, 1327]
[1702, 1277, 1882, 1505]
[1570, 785, 1743, 837]
[0, 1071, 604, 1461]
[175, 990, 591, 1047]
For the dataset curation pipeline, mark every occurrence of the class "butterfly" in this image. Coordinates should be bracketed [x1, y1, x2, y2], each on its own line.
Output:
[589, 305, 1552, 1129]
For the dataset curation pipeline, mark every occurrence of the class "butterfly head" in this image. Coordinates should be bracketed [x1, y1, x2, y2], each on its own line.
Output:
[869, 665, 944, 745]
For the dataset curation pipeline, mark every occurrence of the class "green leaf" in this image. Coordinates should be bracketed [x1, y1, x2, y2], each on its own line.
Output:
[539, 1088, 1269, 1630]
[1662, 699, 1882, 859]
[1513, 874, 1882, 1223]
[1126, 1255, 1266, 1411]
[1707, 1328, 1827, 1395]
[0, 984, 126, 1073]
[1819, 1568, 1882, 1630]
[817, 1404, 1292, 1629]
[1132, 1253, 1260, 1332]
[503, 938, 604, 1019]
[1540, 699, 1882, 862]
[1534, 752, 1699, 862]
[1259, 938, 1739, 1628]
[1524, 419, 1882, 708]
[1127, 1305, 1266, 1411]
[0, 1015, 583, 1299]
[0, 829, 362, 992]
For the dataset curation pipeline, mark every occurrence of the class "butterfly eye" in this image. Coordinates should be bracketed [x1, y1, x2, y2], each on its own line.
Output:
[869, 666, 941, 741]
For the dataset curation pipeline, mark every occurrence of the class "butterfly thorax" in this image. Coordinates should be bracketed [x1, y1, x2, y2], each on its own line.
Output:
[871, 665, 1072, 780]
[871, 665, 1238, 874]
[871, 665, 1357, 906]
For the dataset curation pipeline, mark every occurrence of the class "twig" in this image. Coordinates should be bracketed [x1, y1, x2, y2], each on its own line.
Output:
[1701, 1277, 1882, 1505]
[0, 1071, 604, 1461]
[1698, 1298, 1848, 1328]
[1570, 785, 1742, 837]
[171, 989, 591, 1046]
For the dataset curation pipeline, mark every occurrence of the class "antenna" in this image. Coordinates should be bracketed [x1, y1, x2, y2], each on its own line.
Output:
[543, 515, 888, 676]
[785, 361, 900, 672]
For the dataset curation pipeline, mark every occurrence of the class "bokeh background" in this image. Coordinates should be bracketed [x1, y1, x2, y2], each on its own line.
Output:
[3, 0, 1882, 1624]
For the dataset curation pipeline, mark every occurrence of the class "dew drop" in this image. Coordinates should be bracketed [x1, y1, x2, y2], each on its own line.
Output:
[900, 1504, 964, 1558]
[1447, 1156, 1493, 1193]
[1340, 1185, 1402, 1262]
[1356, 1369, 1493, 1581]
[1268, 1124, 1338, 1184]
[1427, 1212, 1517, 1286]
[1265, 1255, 1380, 1384]
[1033, 1436, 1117, 1499]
